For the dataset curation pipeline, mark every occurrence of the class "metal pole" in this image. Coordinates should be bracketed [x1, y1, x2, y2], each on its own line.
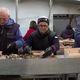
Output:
[15, 0, 18, 23]
[49, 0, 53, 31]
[49, 0, 52, 20]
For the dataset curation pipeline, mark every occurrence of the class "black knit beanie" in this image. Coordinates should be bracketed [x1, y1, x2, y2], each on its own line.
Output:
[38, 17, 49, 25]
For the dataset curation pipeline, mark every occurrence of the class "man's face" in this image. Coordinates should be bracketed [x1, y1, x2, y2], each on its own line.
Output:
[0, 13, 9, 25]
[38, 22, 49, 33]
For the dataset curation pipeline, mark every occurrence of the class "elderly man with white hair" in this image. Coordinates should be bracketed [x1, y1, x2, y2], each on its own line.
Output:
[0, 7, 23, 80]
[0, 7, 24, 55]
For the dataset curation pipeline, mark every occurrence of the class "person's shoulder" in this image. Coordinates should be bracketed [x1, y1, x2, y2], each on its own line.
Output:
[75, 24, 80, 29]
[13, 23, 20, 27]
[49, 31, 56, 37]
[30, 30, 37, 36]
[49, 31, 58, 39]
[75, 24, 80, 32]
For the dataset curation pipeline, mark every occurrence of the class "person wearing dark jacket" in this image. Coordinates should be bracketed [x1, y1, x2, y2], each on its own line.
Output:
[0, 7, 24, 55]
[23, 20, 37, 40]
[24, 17, 59, 58]
[60, 25, 74, 39]
[0, 7, 23, 80]
[74, 24, 80, 47]
[7, 17, 59, 58]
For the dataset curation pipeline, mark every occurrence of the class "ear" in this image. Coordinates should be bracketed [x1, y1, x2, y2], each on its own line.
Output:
[8, 15, 10, 18]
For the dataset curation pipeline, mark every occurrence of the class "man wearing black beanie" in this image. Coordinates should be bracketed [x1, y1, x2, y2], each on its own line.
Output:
[24, 16, 59, 58]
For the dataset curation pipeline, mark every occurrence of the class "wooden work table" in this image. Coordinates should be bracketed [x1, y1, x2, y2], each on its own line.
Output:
[0, 50, 79, 76]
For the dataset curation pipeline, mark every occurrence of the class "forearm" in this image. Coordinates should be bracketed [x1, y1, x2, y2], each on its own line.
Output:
[51, 43, 59, 53]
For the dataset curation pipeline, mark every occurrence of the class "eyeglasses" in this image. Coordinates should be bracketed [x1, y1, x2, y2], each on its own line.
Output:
[39, 25, 48, 27]
[0, 18, 7, 21]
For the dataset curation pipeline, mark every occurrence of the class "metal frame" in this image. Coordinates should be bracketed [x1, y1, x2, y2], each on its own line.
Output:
[15, 0, 18, 23]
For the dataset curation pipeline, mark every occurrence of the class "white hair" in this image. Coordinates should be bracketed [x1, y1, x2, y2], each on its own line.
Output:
[0, 7, 10, 15]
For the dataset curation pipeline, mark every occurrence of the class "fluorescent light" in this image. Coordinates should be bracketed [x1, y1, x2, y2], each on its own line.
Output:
[77, 0, 80, 1]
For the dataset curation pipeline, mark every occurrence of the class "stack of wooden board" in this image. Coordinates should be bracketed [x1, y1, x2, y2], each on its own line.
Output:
[59, 39, 75, 49]
[64, 48, 80, 58]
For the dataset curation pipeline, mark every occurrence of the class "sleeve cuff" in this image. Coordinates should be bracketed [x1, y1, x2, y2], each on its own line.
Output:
[15, 39, 25, 48]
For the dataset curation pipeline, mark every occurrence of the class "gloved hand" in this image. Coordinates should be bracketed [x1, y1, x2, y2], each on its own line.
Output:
[41, 47, 52, 58]
[18, 47, 24, 54]
[2, 42, 18, 55]
[23, 46, 32, 54]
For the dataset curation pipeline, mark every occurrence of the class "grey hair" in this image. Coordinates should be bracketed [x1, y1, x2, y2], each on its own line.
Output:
[0, 7, 10, 16]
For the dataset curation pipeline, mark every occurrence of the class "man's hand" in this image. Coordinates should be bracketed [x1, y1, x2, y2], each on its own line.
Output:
[18, 47, 24, 54]
[23, 46, 32, 54]
[41, 47, 52, 58]
[2, 42, 18, 55]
